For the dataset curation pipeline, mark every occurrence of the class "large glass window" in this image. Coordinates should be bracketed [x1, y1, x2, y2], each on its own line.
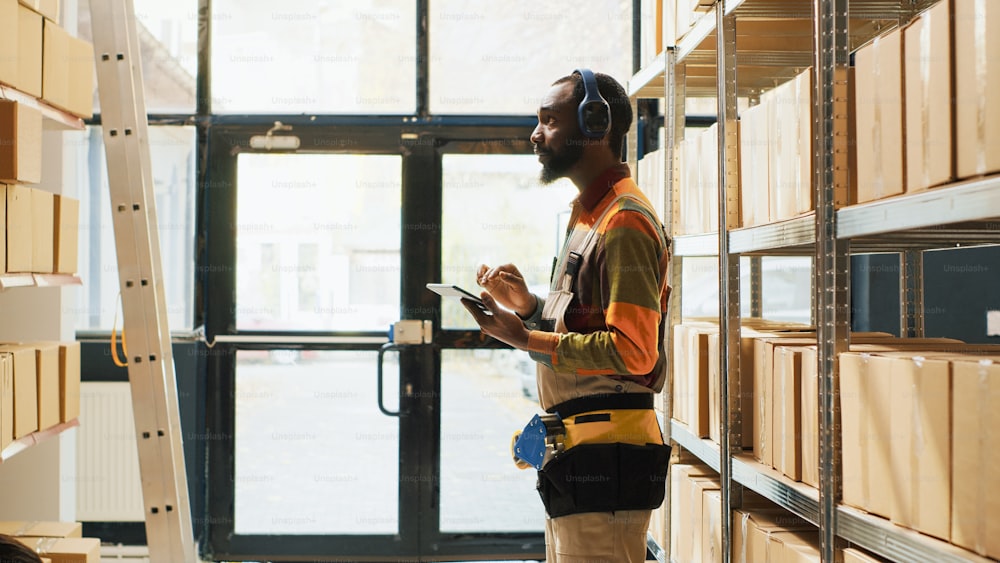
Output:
[430, 0, 632, 114]
[235, 154, 402, 332]
[441, 154, 576, 328]
[70, 126, 197, 331]
[76, 0, 198, 114]
[211, 0, 416, 114]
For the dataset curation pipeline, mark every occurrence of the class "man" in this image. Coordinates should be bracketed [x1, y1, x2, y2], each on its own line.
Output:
[462, 70, 671, 563]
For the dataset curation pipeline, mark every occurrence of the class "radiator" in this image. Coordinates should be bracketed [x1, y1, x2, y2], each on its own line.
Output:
[77, 382, 145, 521]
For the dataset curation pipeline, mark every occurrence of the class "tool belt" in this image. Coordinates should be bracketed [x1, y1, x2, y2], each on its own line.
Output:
[512, 393, 671, 518]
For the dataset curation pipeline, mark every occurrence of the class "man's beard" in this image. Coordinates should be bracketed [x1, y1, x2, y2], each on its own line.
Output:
[539, 137, 585, 184]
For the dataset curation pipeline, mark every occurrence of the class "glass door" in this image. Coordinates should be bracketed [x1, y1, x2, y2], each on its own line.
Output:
[202, 127, 575, 561]
[202, 125, 425, 561]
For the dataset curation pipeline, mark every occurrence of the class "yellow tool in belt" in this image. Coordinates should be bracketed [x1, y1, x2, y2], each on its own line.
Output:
[512, 409, 663, 470]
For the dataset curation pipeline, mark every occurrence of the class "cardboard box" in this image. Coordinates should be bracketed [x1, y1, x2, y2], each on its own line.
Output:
[701, 123, 720, 232]
[889, 353, 951, 540]
[0, 100, 43, 184]
[779, 531, 822, 563]
[59, 341, 80, 422]
[954, 0, 1000, 178]
[0, 0, 17, 88]
[904, 0, 954, 192]
[18, 0, 59, 21]
[0, 183, 5, 274]
[5, 184, 32, 273]
[680, 136, 703, 235]
[774, 345, 803, 481]
[753, 335, 815, 467]
[16, 2, 42, 97]
[855, 29, 905, 203]
[0, 352, 12, 451]
[0, 344, 38, 438]
[768, 70, 813, 221]
[688, 324, 714, 437]
[951, 356, 1000, 558]
[740, 101, 770, 227]
[799, 346, 819, 488]
[35, 342, 59, 430]
[673, 467, 720, 563]
[42, 19, 70, 114]
[31, 187, 54, 273]
[732, 508, 815, 563]
[707, 330, 755, 448]
[842, 547, 889, 562]
[702, 488, 723, 563]
[15, 537, 101, 563]
[53, 195, 78, 274]
[65, 34, 95, 119]
[840, 352, 897, 517]
[0, 520, 83, 538]
[669, 464, 717, 559]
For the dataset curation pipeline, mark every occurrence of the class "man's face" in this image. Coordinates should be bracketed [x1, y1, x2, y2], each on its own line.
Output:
[530, 82, 585, 184]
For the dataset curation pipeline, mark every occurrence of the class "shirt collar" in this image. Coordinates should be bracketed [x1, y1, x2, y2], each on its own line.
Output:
[578, 163, 631, 212]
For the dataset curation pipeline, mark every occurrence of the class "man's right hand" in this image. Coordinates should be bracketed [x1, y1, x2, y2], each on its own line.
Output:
[476, 263, 537, 318]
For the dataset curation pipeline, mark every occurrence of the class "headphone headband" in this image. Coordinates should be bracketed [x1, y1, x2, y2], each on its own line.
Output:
[574, 68, 611, 139]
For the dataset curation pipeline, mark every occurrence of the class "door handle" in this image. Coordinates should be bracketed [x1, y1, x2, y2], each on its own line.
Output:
[377, 342, 404, 417]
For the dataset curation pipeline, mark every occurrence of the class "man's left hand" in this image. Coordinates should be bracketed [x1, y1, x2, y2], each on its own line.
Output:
[461, 292, 531, 351]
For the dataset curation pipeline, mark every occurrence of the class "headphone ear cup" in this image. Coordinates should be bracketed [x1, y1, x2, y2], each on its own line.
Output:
[574, 69, 612, 139]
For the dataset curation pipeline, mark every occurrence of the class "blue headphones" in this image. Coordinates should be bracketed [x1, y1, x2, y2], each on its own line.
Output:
[574, 68, 611, 139]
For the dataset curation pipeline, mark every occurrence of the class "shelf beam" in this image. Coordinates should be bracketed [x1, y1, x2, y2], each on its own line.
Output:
[837, 175, 1000, 238]
[628, 51, 667, 98]
[0, 419, 80, 464]
[0, 85, 85, 130]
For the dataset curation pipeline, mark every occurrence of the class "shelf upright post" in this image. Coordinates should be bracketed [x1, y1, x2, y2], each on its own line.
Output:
[89, 0, 198, 561]
[813, 0, 851, 560]
[662, 45, 684, 563]
[749, 256, 762, 318]
[900, 250, 925, 337]
[717, 4, 743, 562]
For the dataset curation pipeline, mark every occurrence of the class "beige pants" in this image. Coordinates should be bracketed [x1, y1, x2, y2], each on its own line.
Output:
[544, 510, 652, 563]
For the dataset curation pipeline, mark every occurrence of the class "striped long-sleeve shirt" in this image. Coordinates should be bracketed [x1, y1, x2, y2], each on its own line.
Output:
[525, 163, 669, 388]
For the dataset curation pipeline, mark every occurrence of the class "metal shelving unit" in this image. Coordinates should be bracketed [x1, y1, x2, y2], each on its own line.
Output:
[630, 1, 1000, 562]
[0, 84, 86, 130]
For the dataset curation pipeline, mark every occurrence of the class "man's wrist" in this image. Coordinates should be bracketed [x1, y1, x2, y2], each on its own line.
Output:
[516, 295, 540, 320]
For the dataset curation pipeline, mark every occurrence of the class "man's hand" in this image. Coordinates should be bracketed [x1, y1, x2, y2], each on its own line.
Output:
[461, 292, 531, 351]
[477, 263, 537, 318]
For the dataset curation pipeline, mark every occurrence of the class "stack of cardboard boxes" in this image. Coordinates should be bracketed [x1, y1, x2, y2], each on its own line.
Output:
[0, 520, 101, 563]
[854, 0, 1000, 204]
[0, 340, 81, 454]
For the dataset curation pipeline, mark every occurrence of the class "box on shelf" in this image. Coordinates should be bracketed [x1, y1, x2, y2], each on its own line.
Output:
[0, 520, 83, 538]
[671, 464, 720, 563]
[889, 353, 951, 540]
[15, 537, 100, 563]
[18, 0, 59, 22]
[903, 0, 954, 193]
[53, 195, 79, 274]
[732, 508, 815, 563]
[954, 0, 1000, 179]
[0, 183, 5, 274]
[16, 1, 42, 97]
[31, 187, 54, 273]
[766, 70, 813, 222]
[707, 330, 755, 449]
[0, 344, 38, 439]
[5, 184, 32, 273]
[34, 342, 59, 430]
[951, 356, 1000, 559]
[702, 488, 723, 563]
[701, 123, 720, 232]
[753, 334, 814, 468]
[0, 100, 43, 184]
[0, 0, 16, 88]
[1, 352, 12, 451]
[58, 341, 80, 422]
[774, 345, 803, 481]
[854, 28, 905, 203]
[673, 323, 715, 437]
[739, 101, 770, 227]
[842, 547, 890, 562]
[42, 21, 95, 119]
